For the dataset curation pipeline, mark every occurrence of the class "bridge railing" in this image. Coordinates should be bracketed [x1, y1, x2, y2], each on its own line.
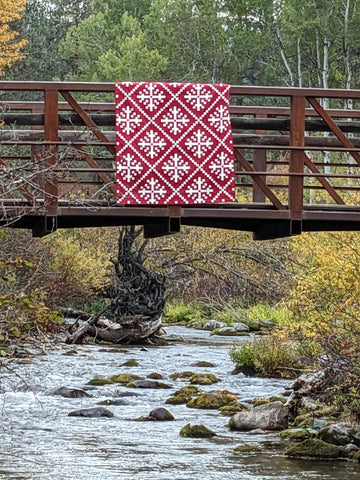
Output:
[2, 81, 360, 228]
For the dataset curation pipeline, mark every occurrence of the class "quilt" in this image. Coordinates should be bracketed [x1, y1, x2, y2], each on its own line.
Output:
[114, 82, 235, 205]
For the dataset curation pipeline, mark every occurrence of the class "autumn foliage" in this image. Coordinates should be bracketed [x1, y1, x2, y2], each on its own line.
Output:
[0, 0, 27, 75]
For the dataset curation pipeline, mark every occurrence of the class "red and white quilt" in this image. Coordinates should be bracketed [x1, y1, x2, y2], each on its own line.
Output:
[114, 82, 235, 205]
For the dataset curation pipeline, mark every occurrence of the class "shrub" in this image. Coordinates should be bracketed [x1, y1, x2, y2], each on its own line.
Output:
[163, 301, 207, 324]
[230, 337, 303, 378]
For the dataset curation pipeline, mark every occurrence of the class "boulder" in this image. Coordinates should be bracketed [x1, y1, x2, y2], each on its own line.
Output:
[180, 423, 216, 438]
[233, 322, 250, 332]
[68, 407, 114, 418]
[211, 327, 238, 336]
[87, 378, 113, 386]
[191, 361, 215, 368]
[317, 424, 356, 446]
[149, 407, 175, 421]
[229, 401, 288, 431]
[51, 386, 91, 398]
[190, 373, 219, 385]
[127, 379, 171, 389]
[110, 373, 143, 384]
[286, 438, 345, 459]
[187, 391, 238, 410]
[203, 320, 226, 330]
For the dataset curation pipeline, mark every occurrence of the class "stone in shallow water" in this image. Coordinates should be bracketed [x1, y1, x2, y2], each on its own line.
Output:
[51, 386, 92, 398]
[286, 438, 345, 458]
[229, 401, 288, 431]
[127, 379, 171, 389]
[149, 407, 175, 421]
[187, 391, 238, 410]
[180, 423, 216, 438]
[190, 373, 219, 385]
[68, 407, 114, 418]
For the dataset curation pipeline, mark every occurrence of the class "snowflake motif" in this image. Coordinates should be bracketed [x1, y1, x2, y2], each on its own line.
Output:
[138, 177, 167, 203]
[162, 154, 190, 183]
[185, 177, 214, 203]
[184, 84, 213, 111]
[160, 107, 190, 135]
[117, 153, 143, 183]
[138, 130, 167, 159]
[116, 106, 142, 135]
[137, 84, 166, 112]
[209, 152, 233, 181]
[208, 105, 230, 133]
[185, 129, 213, 158]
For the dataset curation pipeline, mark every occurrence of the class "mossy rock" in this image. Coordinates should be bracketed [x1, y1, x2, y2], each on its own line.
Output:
[175, 385, 202, 396]
[219, 404, 244, 416]
[147, 372, 163, 379]
[293, 413, 314, 428]
[180, 423, 216, 438]
[187, 391, 237, 410]
[121, 359, 139, 367]
[190, 373, 219, 385]
[280, 428, 313, 442]
[191, 361, 215, 368]
[253, 396, 287, 407]
[87, 378, 114, 386]
[110, 373, 144, 384]
[286, 438, 345, 459]
[234, 444, 260, 453]
[170, 371, 194, 380]
[126, 379, 171, 389]
[166, 394, 190, 405]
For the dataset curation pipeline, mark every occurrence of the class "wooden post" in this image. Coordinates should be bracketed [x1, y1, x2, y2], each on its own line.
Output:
[253, 114, 267, 203]
[289, 96, 305, 220]
[43, 89, 59, 219]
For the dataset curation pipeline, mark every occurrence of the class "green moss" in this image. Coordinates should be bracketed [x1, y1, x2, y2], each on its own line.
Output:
[234, 444, 260, 453]
[170, 371, 194, 380]
[192, 361, 215, 368]
[280, 428, 313, 441]
[190, 373, 219, 385]
[110, 373, 143, 384]
[122, 359, 139, 367]
[219, 405, 243, 416]
[175, 385, 202, 396]
[187, 391, 238, 410]
[180, 423, 216, 438]
[147, 372, 163, 379]
[87, 378, 113, 386]
[286, 439, 345, 458]
[166, 394, 190, 405]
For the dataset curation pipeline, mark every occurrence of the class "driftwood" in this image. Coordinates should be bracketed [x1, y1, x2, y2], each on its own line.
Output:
[65, 226, 166, 344]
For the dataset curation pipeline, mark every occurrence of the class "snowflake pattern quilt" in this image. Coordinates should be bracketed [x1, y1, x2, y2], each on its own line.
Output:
[114, 82, 235, 205]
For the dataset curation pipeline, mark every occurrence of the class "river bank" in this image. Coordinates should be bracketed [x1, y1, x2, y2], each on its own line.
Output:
[1, 326, 360, 479]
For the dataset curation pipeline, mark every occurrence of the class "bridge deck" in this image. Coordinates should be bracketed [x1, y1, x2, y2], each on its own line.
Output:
[2, 81, 360, 238]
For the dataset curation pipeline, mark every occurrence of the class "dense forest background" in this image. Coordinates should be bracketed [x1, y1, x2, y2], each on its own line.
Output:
[1, 1, 360, 392]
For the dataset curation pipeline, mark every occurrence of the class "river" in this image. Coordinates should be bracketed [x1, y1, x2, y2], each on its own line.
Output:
[1, 326, 359, 479]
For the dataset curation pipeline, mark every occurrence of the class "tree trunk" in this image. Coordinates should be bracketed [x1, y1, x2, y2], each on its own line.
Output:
[66, 226, 166, 344]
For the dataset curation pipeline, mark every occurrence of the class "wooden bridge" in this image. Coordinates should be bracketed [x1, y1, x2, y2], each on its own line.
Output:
[2, 81, 360, 239]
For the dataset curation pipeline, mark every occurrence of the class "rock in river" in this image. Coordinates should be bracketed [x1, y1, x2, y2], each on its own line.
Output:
[68, 407, 114, 418]
[229, 401, 288, 431]
[51, 387, 92, 398]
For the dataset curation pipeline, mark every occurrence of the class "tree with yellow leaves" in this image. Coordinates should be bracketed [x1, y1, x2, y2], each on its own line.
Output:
[0, 0, 27, 75]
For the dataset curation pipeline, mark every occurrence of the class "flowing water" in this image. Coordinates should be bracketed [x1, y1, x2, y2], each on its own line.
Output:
[1, 326, 359, 480]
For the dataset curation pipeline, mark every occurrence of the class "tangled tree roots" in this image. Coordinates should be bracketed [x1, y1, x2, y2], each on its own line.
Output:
[66, 226, 165, 344]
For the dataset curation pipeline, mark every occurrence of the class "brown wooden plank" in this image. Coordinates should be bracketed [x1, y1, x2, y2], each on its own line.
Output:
[233, 149, 285, 210]
[73, 146, 116, 194]
[307, 97, 360, 165]
[60, 91, 116, 155]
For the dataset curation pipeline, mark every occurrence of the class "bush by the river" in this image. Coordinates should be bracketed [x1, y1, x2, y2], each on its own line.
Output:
[230, 337, 303, 378]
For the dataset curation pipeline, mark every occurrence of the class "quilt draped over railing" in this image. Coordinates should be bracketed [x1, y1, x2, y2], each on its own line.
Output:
[114, 82, 235, 205]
